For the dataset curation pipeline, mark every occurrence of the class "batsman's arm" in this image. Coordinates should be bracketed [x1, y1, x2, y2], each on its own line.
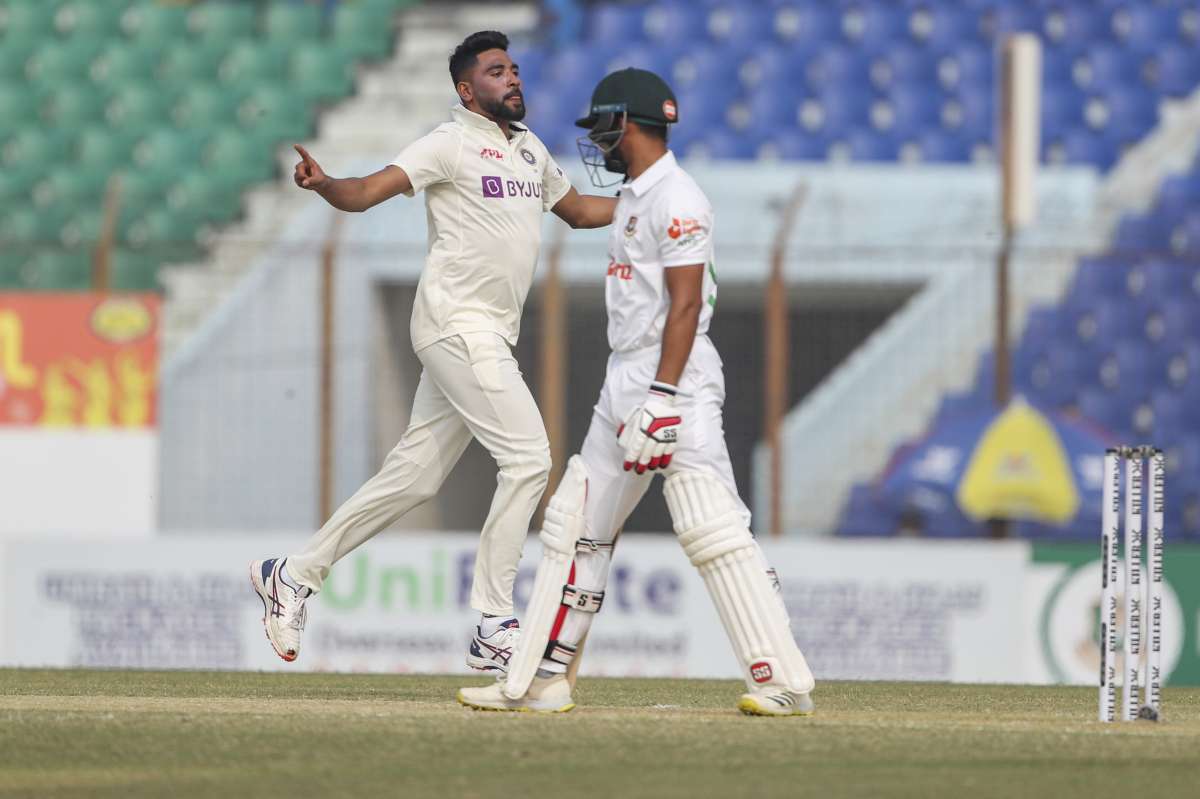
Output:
[656, 264, 704, 385]
[552, 187, 618, 229]
[293, 145, 412, 213]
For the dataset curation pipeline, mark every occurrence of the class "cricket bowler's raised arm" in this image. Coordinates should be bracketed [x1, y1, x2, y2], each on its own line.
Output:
[551, 186, 617, 229]
[292, 144, 416, 213]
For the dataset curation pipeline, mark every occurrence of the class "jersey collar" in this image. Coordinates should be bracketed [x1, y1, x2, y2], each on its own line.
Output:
[451, 104, 527, 139]
[623, 150, 676, 198]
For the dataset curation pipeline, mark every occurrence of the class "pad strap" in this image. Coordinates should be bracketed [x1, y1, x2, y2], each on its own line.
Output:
[562, 584, 604, 613]
[544, 640, 577, 667]
[576, 538, 615, 553]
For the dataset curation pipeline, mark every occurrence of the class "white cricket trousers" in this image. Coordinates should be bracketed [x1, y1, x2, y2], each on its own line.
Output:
[287, 331, 551, 615]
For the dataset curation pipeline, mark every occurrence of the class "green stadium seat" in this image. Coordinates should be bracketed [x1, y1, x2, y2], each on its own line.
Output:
[121, 2, 189, 41]
[114, 170, 171, 232]
[173, 83, 246, 127]
[158, 40, 233, 85]
[168, 172, 244, 226]
[75, 126, 139, 168]
[134, 129, 210, 178]
[53, 2, 127, 38]
[89, 42, 162, 87]
[32, 167, 111, 209]
[205, 130, 276, 183]
[219, 40, 290, 85]
[0, 83, 39, 128]
[1, 128, 75, 169]
[3, 206, 73, 248]
[60, 209, 103, 249]
[0, 251, 29, 289]
[264, 3, 322, 41]
[189, 2, 258, 41]
[45, 84, 109, 126]
[0, 38, 36, 81]
[0, 168, 38, 206]
[127, 208, 203, 262]
[24, 249, 92, 291]
[290, 48, 356, 103]
[24, 39, 105, 85]
[0, 2, 60, 39]
[111, 249, 162, 292]
[332, 4, 395, 60]
[106, 82, 174, 129]
[239, 84, 313, 141]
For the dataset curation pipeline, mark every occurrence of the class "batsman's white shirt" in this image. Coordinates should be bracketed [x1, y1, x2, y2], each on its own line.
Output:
[393, 104, 572, 353]
[606, 150, 716, 353]
[580, 150, 750, 537]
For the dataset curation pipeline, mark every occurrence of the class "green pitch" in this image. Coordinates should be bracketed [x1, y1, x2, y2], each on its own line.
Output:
[1, 670, 1197, 798]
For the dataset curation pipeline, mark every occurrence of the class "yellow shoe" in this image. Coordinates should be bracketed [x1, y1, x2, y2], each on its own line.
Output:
[457, 674, 575, 713]
[738, 689, 815, 717]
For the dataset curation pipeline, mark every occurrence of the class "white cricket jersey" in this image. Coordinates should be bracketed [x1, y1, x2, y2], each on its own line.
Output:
[393, 105, 572, 352]
[605, 150, 716, 353]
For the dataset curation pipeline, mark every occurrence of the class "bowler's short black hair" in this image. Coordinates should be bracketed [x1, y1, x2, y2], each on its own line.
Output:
[449, 30, 510, 84]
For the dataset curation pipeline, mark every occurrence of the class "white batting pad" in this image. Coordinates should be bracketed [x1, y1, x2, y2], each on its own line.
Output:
[503, 455, 589, 699]
[664, 471, 815, 694]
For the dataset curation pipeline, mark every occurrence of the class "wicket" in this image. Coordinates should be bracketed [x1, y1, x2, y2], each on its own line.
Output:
[1099, 446, 1164, 723]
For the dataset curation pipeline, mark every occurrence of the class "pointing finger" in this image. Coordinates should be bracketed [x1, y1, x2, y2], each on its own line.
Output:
[294, 144, 315, 166]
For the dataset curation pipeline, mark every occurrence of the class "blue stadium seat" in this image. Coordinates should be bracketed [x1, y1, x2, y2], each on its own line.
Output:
[806, 46, 872, 92]
[1155, 174, 1200, 219]
[1042, 3, 1106, 48]
[1022, 306, 1075, 346]
[979, 4, 1042, 43]
[799, 90, 871, 137]
[870, 45, 938, 91]
[586, 4, 644, 45]
[1114, 214, 1171, 257]
[883, 88, 941, 137]
[908, 3, 974, 49]
[764, 132, 830, 161]
[604, 44, 677, 82]
[838, 3, 907, 48]
[672, 89, 734, 132]
[1077, 387, 1138, 441]
[845, 129, 901, 162]
[1095, 88, 1159, 140]
[1019, 342, 1092, 408]
[545, 47, 608, 98]
[1151, 391, 1199, 447]
[738, 47, 802, 92]
[706, 3, 774, 50]
[915, 130, 972, 163]
[1073, 47, 1143, 92]
[1146, 46, 1200, 98]
[643, 2, 708, 44]
[1111, 5, 1178, 49]
[771, 2, 840, 49]
[1138, 259, 1199, 303]
[1067, 256, 1134, 302]
[1145, 297, 1200, 345]
[688, 128, 759, 160]
[1099, 339, 1165, 394]
[1046, 128, 1121, 169]
[935, 45, 992, 92]
[836, 484, 897, 537]
[739, 89, 804, 138]
[1164, 341, 1200, 394]
[941, 91, 992, 140]
[671, 53, 740, 106]
[1040, 82, 1087, 141]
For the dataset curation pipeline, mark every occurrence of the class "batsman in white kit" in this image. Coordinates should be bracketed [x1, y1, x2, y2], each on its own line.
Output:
[249, 32, 617, 671]
[458, 69, 816, 716]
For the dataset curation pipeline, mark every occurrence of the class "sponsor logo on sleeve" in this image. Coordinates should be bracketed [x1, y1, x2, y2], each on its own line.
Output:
[667, 216, 704, 245]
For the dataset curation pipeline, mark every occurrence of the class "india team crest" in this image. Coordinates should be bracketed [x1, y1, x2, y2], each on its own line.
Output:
[624, 215, 638, 236]
[520, 147, 536, 165]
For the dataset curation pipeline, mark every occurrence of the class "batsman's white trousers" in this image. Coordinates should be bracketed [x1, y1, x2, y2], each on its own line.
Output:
[287, 331, 551, 615]
[582, 335, 750, 539]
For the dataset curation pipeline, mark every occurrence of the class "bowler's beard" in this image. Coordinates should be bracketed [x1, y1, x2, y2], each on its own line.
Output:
[481, 91, 526, 121]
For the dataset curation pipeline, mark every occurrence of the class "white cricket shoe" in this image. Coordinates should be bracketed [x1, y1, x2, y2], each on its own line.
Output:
[738, 689, 815, 717]
[457, 673, 575, 713]
[465, 618, 520, 673]
[249, 557, 311, 662]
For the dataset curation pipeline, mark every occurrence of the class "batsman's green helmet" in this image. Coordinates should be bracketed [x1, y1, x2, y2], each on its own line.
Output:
[574, 67, 678, 129]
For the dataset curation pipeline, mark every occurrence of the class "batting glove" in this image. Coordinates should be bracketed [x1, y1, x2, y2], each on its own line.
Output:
[617, 382, 681, 474]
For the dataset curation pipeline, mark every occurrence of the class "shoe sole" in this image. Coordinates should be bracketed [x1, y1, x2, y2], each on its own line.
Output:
[455, 690, 575, 714]
[465, 656, 507, 674]
[248, 561, 298, 663]
[737, 697, 814, 717]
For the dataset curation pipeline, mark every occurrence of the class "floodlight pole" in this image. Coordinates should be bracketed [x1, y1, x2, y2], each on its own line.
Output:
[318, 212, 344, 525]
[536, 224, 568, 526]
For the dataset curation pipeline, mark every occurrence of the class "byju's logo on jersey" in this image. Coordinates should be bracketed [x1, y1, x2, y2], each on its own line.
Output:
[481, 176, 542, 199]
[482, 176, 505, 198]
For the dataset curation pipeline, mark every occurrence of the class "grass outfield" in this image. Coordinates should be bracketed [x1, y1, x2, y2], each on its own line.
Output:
[1, 671, 1197, 798]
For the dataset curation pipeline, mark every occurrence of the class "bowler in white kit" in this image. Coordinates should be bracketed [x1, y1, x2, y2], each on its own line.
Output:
[250, 31, 617, 671]
[458, 68, 816, 715]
